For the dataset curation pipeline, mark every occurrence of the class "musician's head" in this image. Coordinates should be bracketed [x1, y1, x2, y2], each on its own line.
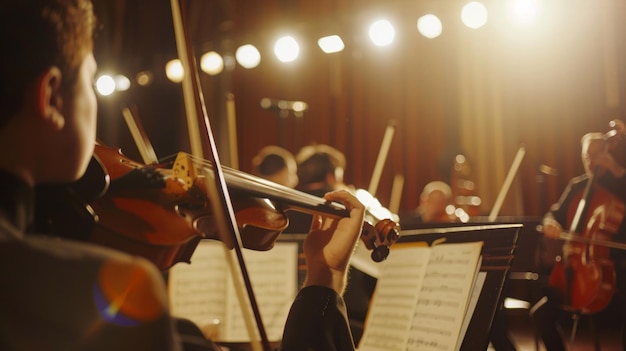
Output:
[296, 144, 346, 193]
[0, 0, 98, 184]
[417, 181, 453, 222]
[252, 145, 299, 188]
[581, 132, 605, 175]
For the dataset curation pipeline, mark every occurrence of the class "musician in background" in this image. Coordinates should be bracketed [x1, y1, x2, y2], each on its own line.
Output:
[413, 181, 456, 224]
[286, 144, 352, 233]
[294, 144, 352, 195]
[531, 130, 626, 350]
[0, 1, 367, 350]
[252, 145, 299, 188]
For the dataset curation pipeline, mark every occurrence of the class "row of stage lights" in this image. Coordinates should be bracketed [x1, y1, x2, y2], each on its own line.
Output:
[95, 0, 540, 96]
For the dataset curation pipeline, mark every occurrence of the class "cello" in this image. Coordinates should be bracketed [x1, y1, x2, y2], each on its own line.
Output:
[548, 122, 626, 314]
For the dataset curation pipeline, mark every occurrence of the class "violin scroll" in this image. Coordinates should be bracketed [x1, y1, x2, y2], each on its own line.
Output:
[360, 218, 400, 262]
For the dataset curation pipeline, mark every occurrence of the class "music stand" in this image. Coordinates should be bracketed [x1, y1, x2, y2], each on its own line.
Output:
[397, 224, 521, 350]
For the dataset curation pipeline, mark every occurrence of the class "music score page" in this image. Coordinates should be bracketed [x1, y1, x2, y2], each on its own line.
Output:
[358, 241, 483, 351]
[168, 240, 298, 342]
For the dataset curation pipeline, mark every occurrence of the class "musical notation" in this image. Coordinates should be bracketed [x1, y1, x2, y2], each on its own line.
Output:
[358, 241, 483, 351]
[168, 241, 298, 342]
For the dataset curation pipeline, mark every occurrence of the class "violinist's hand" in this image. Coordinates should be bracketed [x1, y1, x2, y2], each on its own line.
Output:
[542, 217, 563, 239]
[303, 189, 365, 295]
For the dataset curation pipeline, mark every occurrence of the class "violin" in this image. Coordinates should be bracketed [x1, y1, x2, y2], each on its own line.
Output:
[35, 143, 400, 271]
[548, 121, 626, 314]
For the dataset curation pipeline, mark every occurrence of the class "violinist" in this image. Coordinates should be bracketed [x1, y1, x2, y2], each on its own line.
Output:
[286, 144, 352, 234]
[252, 145, 299, 189]
[530, 129, 626, 350]
[295, 144, 351, 196]
[0, 1, 367, 350]
[0, 1, 189, 349]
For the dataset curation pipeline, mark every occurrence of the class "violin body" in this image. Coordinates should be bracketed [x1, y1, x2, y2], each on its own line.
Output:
[548, 184, 624, 314]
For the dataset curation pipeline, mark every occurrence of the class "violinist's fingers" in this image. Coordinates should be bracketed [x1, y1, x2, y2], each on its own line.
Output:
[309, 213, 323, 231]
[323, 189, 365, 214]
[302, 190, 365, 293]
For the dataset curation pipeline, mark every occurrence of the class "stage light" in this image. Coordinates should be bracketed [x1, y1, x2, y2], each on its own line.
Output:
[95, 74, 115, 96]
[235, 44, 261, 69]
[114, 74, 131, 91]
[200, 51, 224, 75]
[274, 36, 300, 63]
[165, 59, 184, 83]
[368, 19, 395, 47]
[461, 2, 488, 29]
[417, 14, 443, 39]
[318, 35, 345, 53]
[136, 71, 153, 86]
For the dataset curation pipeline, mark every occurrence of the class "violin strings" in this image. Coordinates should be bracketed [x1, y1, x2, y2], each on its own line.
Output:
[181, 152, 347, 214]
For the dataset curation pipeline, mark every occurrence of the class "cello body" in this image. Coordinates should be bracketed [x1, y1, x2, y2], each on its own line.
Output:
[548, 184, 624, 314]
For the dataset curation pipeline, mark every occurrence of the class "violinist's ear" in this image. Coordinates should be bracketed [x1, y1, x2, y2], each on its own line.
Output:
[36, 66, 64, 130]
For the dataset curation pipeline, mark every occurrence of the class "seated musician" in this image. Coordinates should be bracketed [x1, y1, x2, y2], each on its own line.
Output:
[530, 129, 626, 350]
[413, 181, 455, 224]
[252, 145, 299, 189]
[0, 1, 365, 350]
[286, 144, 351, 233]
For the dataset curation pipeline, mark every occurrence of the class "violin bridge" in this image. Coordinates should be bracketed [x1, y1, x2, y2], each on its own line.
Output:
[171, 152, 197, 191]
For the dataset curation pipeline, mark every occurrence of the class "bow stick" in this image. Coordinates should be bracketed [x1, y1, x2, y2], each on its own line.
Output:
[368, 120, 396, 197]
[170, 1, 270, 350]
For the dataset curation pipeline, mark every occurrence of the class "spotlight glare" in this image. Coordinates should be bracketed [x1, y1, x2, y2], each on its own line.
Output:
[368, 19, 395, 46]
[317, 35, 344, 53]
[95, 75, 115, 96]
[200, 51, 224, 75]
[136, 71, 153, 86]
[235, 44, 261, 69]
[417, 14, 443, 39]
[274, 36, 300, 63]
[510, 0, 540, 26]
[292, 101, 308, 112]
[114, 74, 131, 91]
[165, 59, 184, 83]
[461, 2, 488, 29]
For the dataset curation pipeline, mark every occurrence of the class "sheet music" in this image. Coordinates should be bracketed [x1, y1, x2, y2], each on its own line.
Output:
[358, 241, 483, 351]
[223, 243, 298, 341]
[168, 240, 298, 342]
[358, 243, 430, 350]
[168, 241, 229, 325]
[455, 271, 486, 351]
[406, 242, 483, 351]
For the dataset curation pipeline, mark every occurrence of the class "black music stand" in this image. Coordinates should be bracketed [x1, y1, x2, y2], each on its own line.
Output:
[397, 224, 521, 351]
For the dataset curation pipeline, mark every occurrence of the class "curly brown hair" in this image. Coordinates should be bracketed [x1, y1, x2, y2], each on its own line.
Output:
[0, 0, 96, 127]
